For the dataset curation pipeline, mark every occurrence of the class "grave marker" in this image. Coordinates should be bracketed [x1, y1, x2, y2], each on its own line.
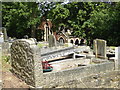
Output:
[48, 34, 56, 47]
[2, 27, 8, 42]
[93, 39, 107, 59]
[11, 39, 43, 87]
[115, 47, 120, 70]
[0, 44, 2, 89]
[0, 28, 3, 43]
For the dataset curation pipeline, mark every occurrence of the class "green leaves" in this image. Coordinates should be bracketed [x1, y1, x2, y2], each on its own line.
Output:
[2, 2, 120, 46]
[47, 4, 70, 31]
[2, 2, 40, 38]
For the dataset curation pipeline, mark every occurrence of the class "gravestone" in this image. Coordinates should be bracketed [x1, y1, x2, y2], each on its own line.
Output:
[24, 35, 29, 39]
[11, 39, 43, 87]
[0, 28, 3, 43]
[48, 34, 56, 47]
[93, 39, 107, 59]
[2, 42, 9, 56]
[0, 44, 2, 89]
[115, 47, 120, 70]
[2, 27, 8, 42]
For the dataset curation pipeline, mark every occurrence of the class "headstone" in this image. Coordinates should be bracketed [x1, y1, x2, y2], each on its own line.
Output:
[2, 27, 8, 42]
[2, 42, 10, 56]
[59, 37, 64, 45]
[48, 34, 56, 47]
[115, 47, 120, 70]
[11, 39, 43, 87]
[93, 39, 107, 59]
[0, 28, 3, 43]
[24, 35, 29, 39]
[0, 44, 2, 89]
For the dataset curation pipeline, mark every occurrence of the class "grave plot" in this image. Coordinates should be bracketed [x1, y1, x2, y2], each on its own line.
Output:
[40, 39, 114, 72]
[40, 45, 109, 72]
[10, 38, 120, 88]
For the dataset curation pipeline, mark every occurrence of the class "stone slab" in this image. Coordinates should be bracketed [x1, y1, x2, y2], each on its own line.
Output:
[115, 47, 120, 70]
[41, 46, 90, 61]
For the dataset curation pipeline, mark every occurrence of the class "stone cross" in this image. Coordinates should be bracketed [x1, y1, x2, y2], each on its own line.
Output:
[115, 47, 120, 70]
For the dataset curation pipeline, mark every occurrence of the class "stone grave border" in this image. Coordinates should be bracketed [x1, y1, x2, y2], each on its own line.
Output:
[10, 39, 120, 88]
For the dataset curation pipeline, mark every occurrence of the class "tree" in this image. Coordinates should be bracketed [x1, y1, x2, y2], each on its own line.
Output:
[65, 2, 97, 40]
[2, 2, 40, 38]
[47, 3, 70, 31]
[88, 2, 120, 46]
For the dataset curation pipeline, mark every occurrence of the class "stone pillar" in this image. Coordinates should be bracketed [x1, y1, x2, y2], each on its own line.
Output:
[44, 24, 46, 42]
[115, 47, 120, 70]
[93, 40, 97, 58]
[44, 23, 51, 42]
[11, 39, 43, 87]
[33, 46, 44, 88]
[0, 44, 2, 89]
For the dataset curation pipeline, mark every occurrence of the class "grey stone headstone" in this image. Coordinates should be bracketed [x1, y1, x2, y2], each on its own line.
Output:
[93, 39, 107, 59]
[0, 44, 2, 90]
[115, 47, 120, 70]
[2, 42, 10, 56]
[48, 34, 56, 47]
[3, 28, 8, 42]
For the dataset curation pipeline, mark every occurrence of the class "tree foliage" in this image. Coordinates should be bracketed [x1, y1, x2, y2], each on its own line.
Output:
[2, 2, 40, 38]
[2, 2, 120, 46]
[47, 2, 120, 46]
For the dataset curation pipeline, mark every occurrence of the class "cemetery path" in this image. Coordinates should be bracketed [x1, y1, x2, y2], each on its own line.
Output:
[2, 71, 30, 88]
[1, 58, 30, 88]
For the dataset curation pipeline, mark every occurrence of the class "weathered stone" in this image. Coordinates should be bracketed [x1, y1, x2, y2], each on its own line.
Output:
[0, 28, 3, 43]
[11, 39, 43, 87]
[93, 39, 107, 59]
[0, 44, 2, 89]
[115, 47, 120, 70]
[48, 34, 56, 47]
[2, 28, 8, 42]
[10, 39, 120, 88]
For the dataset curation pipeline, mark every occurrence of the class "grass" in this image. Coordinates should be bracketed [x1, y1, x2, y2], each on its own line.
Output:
[1, 55, 11, 72]
[109, 46, 116, 49]
[37, 43, 49, 48]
